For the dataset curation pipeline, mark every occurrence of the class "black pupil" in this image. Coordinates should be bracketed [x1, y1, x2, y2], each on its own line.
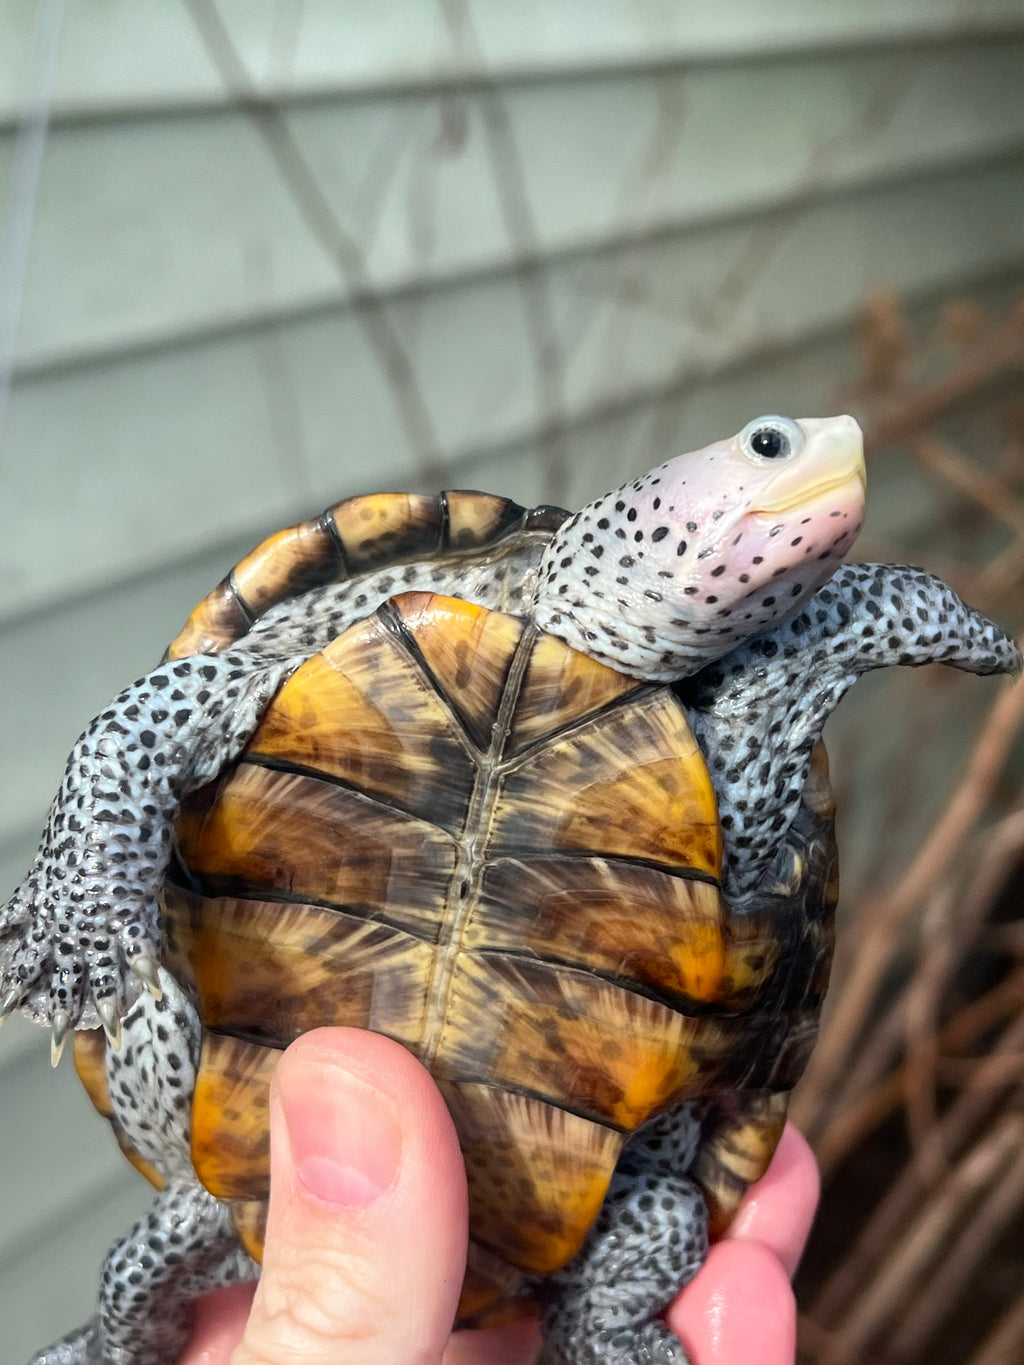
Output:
[751, 426, 788, 459]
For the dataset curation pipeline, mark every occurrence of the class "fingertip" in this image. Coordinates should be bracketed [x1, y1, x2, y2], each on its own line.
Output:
[274, 1027, 465, 1210]
[669, 1240, 795, 1365]
[728, 1123, 820, 1277]
[443, 1319, 542, 1365]
[278, 1026, 461, 1161]
[772, 1124, 820, 1200]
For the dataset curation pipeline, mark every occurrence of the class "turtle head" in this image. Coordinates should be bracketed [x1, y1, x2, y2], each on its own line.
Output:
[534, 414, 866, 680]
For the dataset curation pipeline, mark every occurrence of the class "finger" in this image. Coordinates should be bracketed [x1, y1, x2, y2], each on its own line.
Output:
[668, 1240, 796, 1365]
[183, 1284, 256, 1365]
[726, 1124, 820, 1276]
[194, 1288, 544, 1365]
[231, 1027, 468, 1365]
[442, 1319, 542, 1365]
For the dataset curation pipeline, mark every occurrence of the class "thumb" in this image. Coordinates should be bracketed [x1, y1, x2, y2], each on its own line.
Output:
[232, 1027, 468, 1365]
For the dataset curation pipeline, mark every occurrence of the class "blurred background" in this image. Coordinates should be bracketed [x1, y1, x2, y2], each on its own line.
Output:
[1, 3, 1023, 1361]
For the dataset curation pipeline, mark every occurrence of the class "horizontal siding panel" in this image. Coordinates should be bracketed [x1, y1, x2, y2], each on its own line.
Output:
[0, 1039, 149, 1265]
[6, 42, 1024, 369]
[0, 539, 259, 852]
[3, 155, 1022, 622]
[3, 0, 1024, 118]
[0, 1137, 151, 1364]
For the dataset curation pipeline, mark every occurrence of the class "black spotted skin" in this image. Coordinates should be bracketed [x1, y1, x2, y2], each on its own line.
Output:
[540, 1108, 707, 1365]
[2, 653, 299, 1039]
[684, 564, 1022, 895]
[534, 414, 866, 680]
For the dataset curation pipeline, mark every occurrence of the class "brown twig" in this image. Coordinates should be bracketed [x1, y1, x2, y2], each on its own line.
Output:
[827, 1116, 1024, 1357]
[908, 433, 1024, 539]
[797, 664, 1024, 1131]
[812, 968, 1024, 1172]
[901, 884, 955, 1177]
[966, 1284, 1024, 1365]
[810, 1009, 1024, 1322]
[863, 302, 1024, 451]
[888, 1133, 1024, 1355]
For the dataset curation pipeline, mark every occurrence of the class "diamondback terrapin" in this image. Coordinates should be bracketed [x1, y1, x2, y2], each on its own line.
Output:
[5, 415, 1019, 1365]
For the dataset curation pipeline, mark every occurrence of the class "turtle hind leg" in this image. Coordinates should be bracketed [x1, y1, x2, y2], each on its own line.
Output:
[28, 1179, 255, 1365]
[539, 1109, 706, 1365]
[27, 1324, 98, 1365]
[539, 1169, 705, 1365]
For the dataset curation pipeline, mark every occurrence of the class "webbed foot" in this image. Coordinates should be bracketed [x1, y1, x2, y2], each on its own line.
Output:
[0, 867, 162, 1051]
[27, 1319, 100, 1365]
[540, 1111, 706, 1365]
[538, 1320, 690, 1365]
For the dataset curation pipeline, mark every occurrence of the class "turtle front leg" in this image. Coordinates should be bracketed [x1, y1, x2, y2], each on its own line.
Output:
[28, 1178, 257, 1365]
[540, 1106, 705, 1365]
[686, 562, 1022, 896]
[0, 652, 297, 1046]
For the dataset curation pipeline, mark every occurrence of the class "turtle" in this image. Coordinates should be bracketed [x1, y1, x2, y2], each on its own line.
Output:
[4, 413, 1019, 1365]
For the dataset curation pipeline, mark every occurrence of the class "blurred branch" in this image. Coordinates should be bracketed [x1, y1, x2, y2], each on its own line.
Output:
[0, 0, 65, 467]
[888, 1135, 1024, 1355]
[798, 288, 1024, 1365]
[862, 297, 1024, 451]
[967, 1287, 1024, 1365]
[796, 665, 1024, 1135]
[438, 0, 569, 505]
[183, 0, 448, 481]
[810, 1009, 1024, 1329]
[908, 433, 1024, 538]
[812, 968, 1024, 1173]
[825, 1116, 1024, 1358]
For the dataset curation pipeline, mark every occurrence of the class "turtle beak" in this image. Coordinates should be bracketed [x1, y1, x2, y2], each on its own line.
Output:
[755, 415, 866, 515]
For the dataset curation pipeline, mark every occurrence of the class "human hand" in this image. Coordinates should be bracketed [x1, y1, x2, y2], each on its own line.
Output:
[666, 1122, 819, 1364]
[179, 1029, 818, 1365]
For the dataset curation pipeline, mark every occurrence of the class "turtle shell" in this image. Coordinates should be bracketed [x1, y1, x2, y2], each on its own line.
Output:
[165, 487, 567, 659]
[73, 491, 838, 1324]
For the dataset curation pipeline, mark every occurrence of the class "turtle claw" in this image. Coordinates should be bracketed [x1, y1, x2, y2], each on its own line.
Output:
[130, 954, 163, 1000]
[50, 1010, 71, 1068]
[97, 997, 123, 1051]
[0, 987, 18, 1026]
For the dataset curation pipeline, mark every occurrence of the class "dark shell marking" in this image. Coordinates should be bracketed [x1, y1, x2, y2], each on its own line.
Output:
[168, 489, 567, 660]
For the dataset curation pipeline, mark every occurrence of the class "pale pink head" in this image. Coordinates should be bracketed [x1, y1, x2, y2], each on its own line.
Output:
[534, 414, 866, 680]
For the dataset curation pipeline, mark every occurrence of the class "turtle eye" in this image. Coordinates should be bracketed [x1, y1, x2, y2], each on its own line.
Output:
[739, 415, 805, 463]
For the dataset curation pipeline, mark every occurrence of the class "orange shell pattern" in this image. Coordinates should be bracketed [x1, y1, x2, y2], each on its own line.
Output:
[117, 589, 827, 1319]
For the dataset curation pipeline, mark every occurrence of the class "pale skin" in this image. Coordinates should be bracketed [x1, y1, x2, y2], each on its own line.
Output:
[178, 1029, 820, 1365]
